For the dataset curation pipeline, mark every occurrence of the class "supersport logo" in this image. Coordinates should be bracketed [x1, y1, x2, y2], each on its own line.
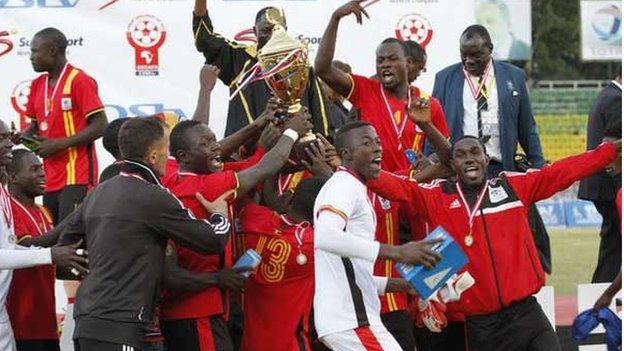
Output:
[0, 30, 14, 57]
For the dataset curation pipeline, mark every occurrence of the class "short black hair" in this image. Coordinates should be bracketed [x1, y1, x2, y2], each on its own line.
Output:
[380, 37, 408, 56]
[451, 135, 487, 156]
[334, 121, 373, 151]
[460, 24, 493, 48]
[169, 120, 203, 158]
[404, 40, 426, 62]
[118, 117, 166, 161]
[290, 177, 327, 221]
[8, 149, 35, 176]
[255, 6, 280, 24]
[34, 27, 68, 55]
[604, 121, 621, 139]
[103, 118, 130, 160]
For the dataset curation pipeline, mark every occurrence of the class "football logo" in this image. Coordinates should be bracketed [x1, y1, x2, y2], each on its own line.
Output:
[126, 15, 167, 76]
[10, 79, 32, 130]
[395, 13, 434, 48]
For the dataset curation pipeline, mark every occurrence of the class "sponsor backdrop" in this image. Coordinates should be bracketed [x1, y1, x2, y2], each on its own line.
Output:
[0, 0, 532, 168]
[580, 0, 622, 61]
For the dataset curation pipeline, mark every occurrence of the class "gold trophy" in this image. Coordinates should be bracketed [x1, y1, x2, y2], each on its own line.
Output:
[257, 8, 316, 143]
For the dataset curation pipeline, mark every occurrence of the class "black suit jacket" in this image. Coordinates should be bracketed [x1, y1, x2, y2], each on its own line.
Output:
[578, 82, 622, 201]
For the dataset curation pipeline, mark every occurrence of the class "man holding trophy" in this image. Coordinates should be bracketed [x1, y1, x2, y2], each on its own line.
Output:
[192, 0, 331, 138]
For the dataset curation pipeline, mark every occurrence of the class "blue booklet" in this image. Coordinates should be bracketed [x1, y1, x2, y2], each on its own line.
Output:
[395, 226, 469, 299]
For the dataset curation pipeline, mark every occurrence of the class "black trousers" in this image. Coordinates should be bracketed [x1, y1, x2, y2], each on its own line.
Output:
[466, 297, 561, 351]
[43, 185, 88, 225]
[16, 339, 60, 351]
[161, 316, 232, 351]
[74, 338, 141, 351]
[414, 321, 467, 351]
[592, 200, 622, 283]
[380, 310, 415, 351]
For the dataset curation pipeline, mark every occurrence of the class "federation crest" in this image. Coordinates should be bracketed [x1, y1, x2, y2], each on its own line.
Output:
[395, 13, 434, 48]
[126, 15, 167, 76]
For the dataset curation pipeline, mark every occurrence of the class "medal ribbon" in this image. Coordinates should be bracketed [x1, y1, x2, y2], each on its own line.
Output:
[380, 85, 411, 151]
[43, 62, 69, 117]
[280, 215, 309, 249]
[462, 61, 491, 101]
[0, 186, 13, 230]
[10, 198, 49, 236]
[455, 182, 488, 233]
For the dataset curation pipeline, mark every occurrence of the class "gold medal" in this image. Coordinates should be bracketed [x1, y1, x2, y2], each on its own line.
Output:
[464, 233, 474, 247]
[296, 252, 307, 265]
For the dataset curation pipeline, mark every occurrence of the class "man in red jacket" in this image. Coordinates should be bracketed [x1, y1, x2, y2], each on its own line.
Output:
[367, 135, 621, 351]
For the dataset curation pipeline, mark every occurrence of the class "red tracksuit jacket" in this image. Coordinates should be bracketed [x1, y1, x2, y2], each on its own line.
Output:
[368, 143, 617, 316]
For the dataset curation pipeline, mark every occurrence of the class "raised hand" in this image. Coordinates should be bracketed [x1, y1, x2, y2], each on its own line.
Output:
[284, 108, 313, 137]
[302, 140, 333, 178]
[333, 0, 370, 24]
[199, 64, 220, 91]
[407, 97, 432, 124]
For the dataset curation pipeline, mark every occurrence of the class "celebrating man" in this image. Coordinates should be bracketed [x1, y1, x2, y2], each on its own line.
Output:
[313, 121, 441, 350]
[192, 0, 330, 137]
[315, 0, 449, 173]
[367, 134, 621, 350]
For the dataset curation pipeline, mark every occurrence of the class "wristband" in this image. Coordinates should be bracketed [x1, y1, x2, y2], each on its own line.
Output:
[282, 128, 299, 142]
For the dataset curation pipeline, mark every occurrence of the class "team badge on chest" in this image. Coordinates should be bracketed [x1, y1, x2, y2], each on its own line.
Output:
[488, 186, 508, 203]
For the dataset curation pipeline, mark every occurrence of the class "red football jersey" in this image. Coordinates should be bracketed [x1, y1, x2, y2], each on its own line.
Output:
[239, 203, 314, 351]
[347, 74, 449, 172]
[370, 193, 408, 314]
[160, 170, 238, 320]
[25, 63, 103, 192]
[7, 198, 57, 340]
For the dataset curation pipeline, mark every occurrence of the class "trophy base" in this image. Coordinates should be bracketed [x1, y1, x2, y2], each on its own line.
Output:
[288, 103, 303, 114]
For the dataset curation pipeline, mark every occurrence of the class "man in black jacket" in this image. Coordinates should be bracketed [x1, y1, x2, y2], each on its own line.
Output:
[60, 117, 232, 351]
[192, 0, 331, 137]
[579, 68, 623, 283]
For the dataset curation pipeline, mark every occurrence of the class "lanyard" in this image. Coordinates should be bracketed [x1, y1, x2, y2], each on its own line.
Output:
[43, 62, 69, 117]
[0, 186, 13, 230]
[380, 85, 411, 150]
[280, 215, 310, 248]
[10, 198, 49, 236]
[455, 182, 488, 232]
[462, 61, 491, 101]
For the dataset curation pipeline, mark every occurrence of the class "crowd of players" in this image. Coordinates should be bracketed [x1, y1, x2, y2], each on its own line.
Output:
[0, 1, 621, 351]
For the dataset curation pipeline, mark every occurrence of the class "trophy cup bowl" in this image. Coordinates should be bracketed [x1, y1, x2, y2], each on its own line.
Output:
[258, 23, 316, 145]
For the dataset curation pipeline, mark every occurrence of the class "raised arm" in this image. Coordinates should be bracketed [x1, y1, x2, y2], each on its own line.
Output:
[506, 141, 620, 205]
[235, 109, 312, 195]
[314, 1, 369, 97]
[192, 64, 220, 124]
[193, 0, 248, 85]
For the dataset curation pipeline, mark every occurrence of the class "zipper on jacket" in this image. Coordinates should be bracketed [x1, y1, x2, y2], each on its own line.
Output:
[480, 210, 505, 310]
[524, 240, 541, 283]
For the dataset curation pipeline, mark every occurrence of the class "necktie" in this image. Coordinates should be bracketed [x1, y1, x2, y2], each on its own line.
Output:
[477, 75, 489, 139]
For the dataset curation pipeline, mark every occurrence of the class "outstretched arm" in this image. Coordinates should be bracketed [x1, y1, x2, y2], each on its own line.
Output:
[506, 141, 620, 205]
[314, 1, 369, 97]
